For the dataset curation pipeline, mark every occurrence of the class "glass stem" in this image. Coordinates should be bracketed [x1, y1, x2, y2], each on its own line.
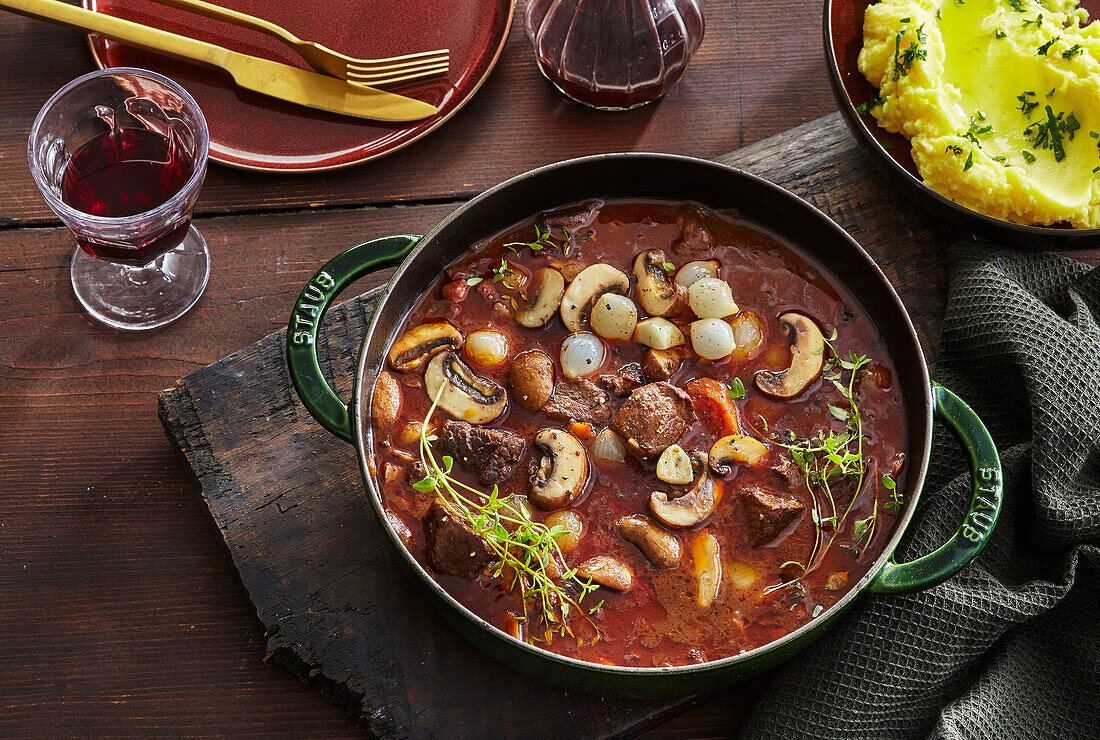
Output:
[120, 261, 159, 287]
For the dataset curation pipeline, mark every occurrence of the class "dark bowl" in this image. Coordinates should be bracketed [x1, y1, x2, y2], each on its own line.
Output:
[824, 0, 1100, 248]
[287, 154, 1002, 697]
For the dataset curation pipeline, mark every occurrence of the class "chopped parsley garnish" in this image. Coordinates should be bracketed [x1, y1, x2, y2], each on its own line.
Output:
[963, 150, 975, 171]
[1037, 37, 1060, 56]
[992, 155, 1008, 164]
[1022, 14, 1043, 28]
[1017, 91, 1038, 118]
[936, 8, 943, 19]
[855, 94, 887, 114]
[900, 16, 910, 22]
[995, 29, 1007, 39]
[1008, 0, 1026, 9]
[728, 377, 746, 400]
[891, 24, 927, 80]
[1063, 44, 1084, 59]
[964, 116, 994, 145]
[1047, 87, 1057, 97]
[1064, 112, 1081, 139]
[1090, 131, 1099, 139]
[1022, 149, 1036, 163]
[945, 144, 964, 155]
[1024, 105, 1077, 162]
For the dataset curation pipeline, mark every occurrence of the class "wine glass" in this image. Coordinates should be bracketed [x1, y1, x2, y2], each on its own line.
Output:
[28, 67, 210, 331]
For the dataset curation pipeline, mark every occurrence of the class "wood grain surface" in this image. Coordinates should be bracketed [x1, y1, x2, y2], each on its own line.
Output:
[153, 113, 949, 737]
[0, 0, 1042, 737]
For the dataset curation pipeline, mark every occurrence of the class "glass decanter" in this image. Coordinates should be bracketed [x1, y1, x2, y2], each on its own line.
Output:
[525, 0, 705, 110]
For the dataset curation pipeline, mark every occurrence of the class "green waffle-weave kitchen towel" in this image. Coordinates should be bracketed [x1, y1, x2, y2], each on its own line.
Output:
[742, 244, 1100, 739]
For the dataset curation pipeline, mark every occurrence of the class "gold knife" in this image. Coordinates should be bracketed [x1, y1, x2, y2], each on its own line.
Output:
[1, 0, 439, 122]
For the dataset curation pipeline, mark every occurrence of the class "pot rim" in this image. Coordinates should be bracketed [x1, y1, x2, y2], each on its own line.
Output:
[354, 152, 933, 677]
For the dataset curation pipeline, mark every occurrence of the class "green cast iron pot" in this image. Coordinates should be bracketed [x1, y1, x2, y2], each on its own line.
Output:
[286, 154, 1003, 698]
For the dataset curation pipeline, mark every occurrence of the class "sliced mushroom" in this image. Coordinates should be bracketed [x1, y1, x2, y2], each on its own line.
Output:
[507, 349, 554, 411]
[388, 322, 462, 372]
[560, 263, 630, 332]
[643, 347, 685, 382]
[575, 555, 634, 591]
[649, 470, 717, 528]
[515, 267, 566, 328]
[529, 428, 589, 510]
[709, 435, 769, 476]
[691, 531, 722, 607]
[617, 514, 682, 569]
[754, 312, 826, 399]
[633, 250, 685, 317]
[371, 371, 402, 431]
[424, 351, 507, 425]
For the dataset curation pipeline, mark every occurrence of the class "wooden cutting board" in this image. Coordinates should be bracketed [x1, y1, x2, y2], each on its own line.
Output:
[157, 112, 948, 737]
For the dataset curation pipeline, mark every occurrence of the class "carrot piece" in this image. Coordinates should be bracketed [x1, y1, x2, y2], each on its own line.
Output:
[684, 377, 741, 436]
[569, 422, 595, 441]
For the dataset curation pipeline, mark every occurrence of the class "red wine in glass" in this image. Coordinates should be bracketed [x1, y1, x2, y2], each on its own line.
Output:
[60, 127, 194, 265]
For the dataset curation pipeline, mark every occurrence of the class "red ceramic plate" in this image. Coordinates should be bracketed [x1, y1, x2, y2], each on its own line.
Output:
[85, 0, 514, 172]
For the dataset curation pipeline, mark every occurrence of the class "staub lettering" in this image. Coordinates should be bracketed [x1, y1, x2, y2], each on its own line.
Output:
[290, 271, 335, 346]
[961, 466, 1002, 543]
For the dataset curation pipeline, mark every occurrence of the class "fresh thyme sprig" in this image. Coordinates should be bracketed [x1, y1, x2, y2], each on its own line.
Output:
[763, 331, 879, 595]
[490, 258, 519, 289]
[414, 389, 601, 644]
[504, 224, 569, 254]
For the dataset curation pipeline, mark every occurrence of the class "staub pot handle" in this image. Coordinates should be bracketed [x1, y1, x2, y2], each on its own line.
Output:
[869, 382, 1003, 595]
[286, 235, 420, 443]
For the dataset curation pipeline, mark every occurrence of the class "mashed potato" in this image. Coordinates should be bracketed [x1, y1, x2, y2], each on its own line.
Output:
[860, 0, 1100, 227]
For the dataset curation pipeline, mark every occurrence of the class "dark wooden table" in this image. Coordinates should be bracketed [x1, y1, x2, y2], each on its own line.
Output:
[0, 3, 838, 736]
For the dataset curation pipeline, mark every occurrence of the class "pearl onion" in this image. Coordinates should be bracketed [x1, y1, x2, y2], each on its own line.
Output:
[544, 510, 585, 551]
[591, 428, 628, 463]
[560, 332, 605, 379]
[730, 312, 764, 360]
[691, 318, 736, 360]
[464, 329, 509, 367]
[591, 293, 638, 341]
[688, 278, 739, 319]
[675, 260, 719, 287]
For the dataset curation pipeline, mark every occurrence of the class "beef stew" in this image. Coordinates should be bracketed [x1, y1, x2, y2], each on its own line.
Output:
[368, 199, 909, 668]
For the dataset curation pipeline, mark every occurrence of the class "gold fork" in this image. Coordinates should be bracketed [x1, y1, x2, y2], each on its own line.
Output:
[146, 0, 450, 86]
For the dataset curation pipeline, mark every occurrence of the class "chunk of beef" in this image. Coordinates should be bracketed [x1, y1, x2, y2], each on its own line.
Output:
[671, 204, 715, 258]
[610, 381, 694, 458]
[438, 420, 526, 485]
[739, 487, 805, 547]
[597, 362, 645, 398]
[542, 379, 612, 426]
[769, 454, 801, 488]
[405, 460, 427, 487]
[537, 199, 604, 249]
[423, 500, 494, 580]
